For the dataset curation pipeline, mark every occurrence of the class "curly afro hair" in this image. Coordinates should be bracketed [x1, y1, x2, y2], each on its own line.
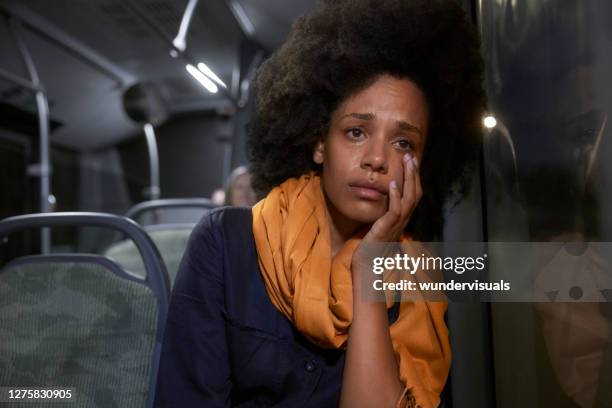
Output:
[247, 0, 486, 240]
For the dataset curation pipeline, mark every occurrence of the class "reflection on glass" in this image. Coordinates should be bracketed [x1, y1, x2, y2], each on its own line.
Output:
[479, 0, 612, 406]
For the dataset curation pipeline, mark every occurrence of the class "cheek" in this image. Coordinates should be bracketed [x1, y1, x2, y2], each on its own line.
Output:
[389, 159, 406, 185]
[335, 151, 365, 175]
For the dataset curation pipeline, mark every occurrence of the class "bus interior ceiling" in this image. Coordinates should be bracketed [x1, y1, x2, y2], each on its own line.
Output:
[0, 0, 316, 221]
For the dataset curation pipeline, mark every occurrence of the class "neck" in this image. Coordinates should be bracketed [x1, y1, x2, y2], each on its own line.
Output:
[322, 189, 363, 257]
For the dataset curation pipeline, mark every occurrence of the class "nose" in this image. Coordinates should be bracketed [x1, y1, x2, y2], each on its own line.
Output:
[360, 137, 388, 173]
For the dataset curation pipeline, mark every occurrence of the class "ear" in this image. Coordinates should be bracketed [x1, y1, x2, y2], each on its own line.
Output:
[313, 139, 325, 165]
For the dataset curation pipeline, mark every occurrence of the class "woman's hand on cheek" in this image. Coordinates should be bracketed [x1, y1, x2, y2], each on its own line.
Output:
[365, 153, 421, 244]
[351, 153, 421, 278]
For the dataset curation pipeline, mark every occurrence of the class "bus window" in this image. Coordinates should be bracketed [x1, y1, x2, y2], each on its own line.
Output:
[479, 1, 612, 407]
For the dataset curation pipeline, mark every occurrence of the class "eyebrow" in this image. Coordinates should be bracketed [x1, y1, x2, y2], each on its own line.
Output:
[340, 112, 424, 136]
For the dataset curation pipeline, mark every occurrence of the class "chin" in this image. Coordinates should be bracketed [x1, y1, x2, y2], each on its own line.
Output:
[341, 201, 387, 224]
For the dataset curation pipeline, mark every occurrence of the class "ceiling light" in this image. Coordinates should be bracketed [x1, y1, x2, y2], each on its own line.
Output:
[197, 62, 227, 88]
[483, 115, 497, 129]
[186, 64, 218, 93]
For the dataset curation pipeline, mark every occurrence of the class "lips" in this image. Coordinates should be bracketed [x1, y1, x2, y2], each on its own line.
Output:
[348, 180, 388, 201]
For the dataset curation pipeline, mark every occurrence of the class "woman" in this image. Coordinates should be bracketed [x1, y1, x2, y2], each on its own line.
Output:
[155, 1, 485, 407]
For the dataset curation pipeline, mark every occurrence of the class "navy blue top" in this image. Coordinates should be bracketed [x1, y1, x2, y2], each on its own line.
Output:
[155, 207, 399, 407]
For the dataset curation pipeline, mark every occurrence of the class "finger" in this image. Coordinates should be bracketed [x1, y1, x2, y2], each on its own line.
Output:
[387, 179, 402, 221]
[412, 156, 423, 206]
[401, 153, 416, 216]
[364, 180, 401, 242]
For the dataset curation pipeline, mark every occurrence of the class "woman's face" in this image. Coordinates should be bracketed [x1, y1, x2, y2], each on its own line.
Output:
[314, 74, 429, 225]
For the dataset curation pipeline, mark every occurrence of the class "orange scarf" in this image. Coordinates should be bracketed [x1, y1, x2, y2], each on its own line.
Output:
[252, 172, 450, 408]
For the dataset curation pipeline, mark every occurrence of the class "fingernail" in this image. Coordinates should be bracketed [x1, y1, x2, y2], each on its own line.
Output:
[412, 157, 418, 168]
[390, 180, 397, 189]
[404, 154, 414, 170]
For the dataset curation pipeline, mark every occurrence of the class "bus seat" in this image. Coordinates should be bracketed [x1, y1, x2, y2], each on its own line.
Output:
[126, 198, 216, 227]
[0, 213, 169, 408]
[105, 224, 194, 286]
[103, 199, 217, 288]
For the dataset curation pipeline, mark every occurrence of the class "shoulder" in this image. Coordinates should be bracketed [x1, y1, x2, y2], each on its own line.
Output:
[190, 206, 253, 246]
[175, 206, 255, 289]
[184, 207, 255, 270]
[197, 206, 252, 232]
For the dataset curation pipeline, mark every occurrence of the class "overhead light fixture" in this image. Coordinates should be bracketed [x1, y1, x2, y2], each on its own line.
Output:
[197, 62, 227, 89]
[186, 64, 218, 93]
[483, 115, 497, 129]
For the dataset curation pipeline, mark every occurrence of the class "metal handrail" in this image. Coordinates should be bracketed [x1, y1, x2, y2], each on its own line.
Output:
[126, 198, 217, 221]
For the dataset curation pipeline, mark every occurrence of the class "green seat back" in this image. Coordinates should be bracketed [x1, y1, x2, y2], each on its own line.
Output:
[0, 257, 158, 407]
[105, 228, 193, 287]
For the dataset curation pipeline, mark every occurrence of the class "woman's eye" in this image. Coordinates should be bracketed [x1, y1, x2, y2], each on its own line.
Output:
[346, 128, 365, 139]
[394, 139, 413, 150]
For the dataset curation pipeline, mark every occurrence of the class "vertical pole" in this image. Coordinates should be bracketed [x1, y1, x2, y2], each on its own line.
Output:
[35, 90, 51, 253]
[222, 135, 233, 185]
[11, 18, 52, 253]
[143, 123, 161, 200]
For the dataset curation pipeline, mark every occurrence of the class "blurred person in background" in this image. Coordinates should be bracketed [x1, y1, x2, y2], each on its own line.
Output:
[225, 166, 257, 207]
